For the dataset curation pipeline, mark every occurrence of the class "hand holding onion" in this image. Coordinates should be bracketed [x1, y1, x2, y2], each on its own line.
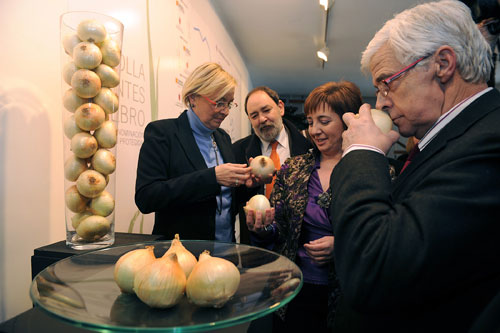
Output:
[342, 104, 400, 154]
[244, 195, 274, 233]
[214, 163, 251, 187]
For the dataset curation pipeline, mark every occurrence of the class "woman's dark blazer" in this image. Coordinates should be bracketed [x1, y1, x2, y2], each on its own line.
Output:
[135, 110, 237, 240]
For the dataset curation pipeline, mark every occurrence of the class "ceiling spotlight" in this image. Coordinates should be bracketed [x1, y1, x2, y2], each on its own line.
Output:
[319, 0, 334, 11]
[319, 0, 329, 11]
[317, 47, 329, 62]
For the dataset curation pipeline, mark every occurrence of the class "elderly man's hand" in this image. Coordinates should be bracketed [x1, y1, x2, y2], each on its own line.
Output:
[342, 104, 400, 154]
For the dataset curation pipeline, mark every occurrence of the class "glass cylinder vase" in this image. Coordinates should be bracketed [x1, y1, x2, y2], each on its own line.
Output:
[60, 11, 123, 250]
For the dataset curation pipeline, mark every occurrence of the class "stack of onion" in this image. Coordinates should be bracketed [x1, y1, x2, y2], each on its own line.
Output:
[61, 17, 122, 243]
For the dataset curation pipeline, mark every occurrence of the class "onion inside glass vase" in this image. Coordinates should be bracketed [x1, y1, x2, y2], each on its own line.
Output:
[60, 11, 123, 250]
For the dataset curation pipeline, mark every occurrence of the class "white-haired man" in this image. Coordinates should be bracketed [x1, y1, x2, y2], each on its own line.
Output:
[328, 1, 500, 331]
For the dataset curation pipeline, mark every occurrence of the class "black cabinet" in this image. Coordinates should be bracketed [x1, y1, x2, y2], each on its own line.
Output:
[31, 232, 163, 279]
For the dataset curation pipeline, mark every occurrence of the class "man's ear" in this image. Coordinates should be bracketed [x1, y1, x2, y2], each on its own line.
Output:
[434, 46, 456, 84]
[278, 100, 285, 117]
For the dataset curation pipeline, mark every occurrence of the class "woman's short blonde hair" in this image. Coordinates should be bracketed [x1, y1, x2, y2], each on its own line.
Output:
[181, 62, 237, 107]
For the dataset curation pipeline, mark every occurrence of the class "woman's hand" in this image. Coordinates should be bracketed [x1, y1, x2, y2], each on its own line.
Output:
[215, 163, 252, 187]
[303, 236, 334, 265]
[245, 206, 275, 234]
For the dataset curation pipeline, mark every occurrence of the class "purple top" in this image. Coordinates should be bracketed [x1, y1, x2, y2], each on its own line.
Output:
[296, 160, 332, 285]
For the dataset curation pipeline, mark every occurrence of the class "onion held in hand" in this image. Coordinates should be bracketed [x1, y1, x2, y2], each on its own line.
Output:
[186, 250, 240, 308]
[250, 155, 275, 181]
[371, 109, 393, 134]
[244, 194, 271, 218]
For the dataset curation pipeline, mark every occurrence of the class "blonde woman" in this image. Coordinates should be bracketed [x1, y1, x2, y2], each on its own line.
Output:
[135, 62, 251, 241]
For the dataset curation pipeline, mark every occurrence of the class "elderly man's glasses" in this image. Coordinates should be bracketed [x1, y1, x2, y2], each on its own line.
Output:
[376, 55, 429, 97]
[202, 95, 236, 111]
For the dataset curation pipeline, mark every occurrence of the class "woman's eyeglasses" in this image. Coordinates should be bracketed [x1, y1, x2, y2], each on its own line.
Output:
[202, 95, 237, 111]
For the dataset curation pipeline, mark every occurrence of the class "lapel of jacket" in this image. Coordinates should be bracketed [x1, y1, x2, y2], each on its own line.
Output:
[284, 118, 310, 156]
[244, 134, 263, 161]
[175, 111, 208, 170]
[393, 89, 500, 191]
[213, 130, 235, 163]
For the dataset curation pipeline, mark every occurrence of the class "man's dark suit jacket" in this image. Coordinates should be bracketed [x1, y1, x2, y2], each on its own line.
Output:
[329, 89, 500, 332]
[232, 118, 312, 244]
[135, 110, 237, 241]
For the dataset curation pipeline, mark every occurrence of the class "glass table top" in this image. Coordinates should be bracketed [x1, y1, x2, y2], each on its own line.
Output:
[30, 240, 303, 332]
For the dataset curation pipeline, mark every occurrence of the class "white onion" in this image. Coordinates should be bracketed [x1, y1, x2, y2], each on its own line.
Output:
[371, 109, 393, 134]
[64, 154, 88, 181]
[71, 211, 93, 229]
[90, 190, 115, 217]
[94, 120, 117, 148]
[62, 62, 79, 85]
[63, 115, 84, 139]
[133, 253, 186, 308]
[99, 38, 121, 67]
[163, 234, 197, 278]
[62, 33, 82, 56]
[94, 87, 119, 114]
[76, 170, 107, 198]
[91, 148, 116, 175]
[71, 69, 101, 98]
[114, 246, 156, 294]
[77, 19, 107, 43]
[65, 185, 89, 213]
[186, 250, 240, 308]
[250, 155, 275, 181]
[244, 194, 271, 217]
[74, 103, 105, 131]
[73, 42, 102, 69]
[75, 215, 111, 241]
[62, 88, 89, 113]
[71, 132, 98, 158]
[95, 64, 120, 88]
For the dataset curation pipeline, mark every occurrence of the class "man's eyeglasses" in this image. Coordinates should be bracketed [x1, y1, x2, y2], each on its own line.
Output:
[202, 95, 236, 111]
[376, 55, 430, 97]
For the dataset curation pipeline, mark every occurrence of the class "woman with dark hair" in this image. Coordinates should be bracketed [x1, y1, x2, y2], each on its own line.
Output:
[246, 81, 364, 332]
